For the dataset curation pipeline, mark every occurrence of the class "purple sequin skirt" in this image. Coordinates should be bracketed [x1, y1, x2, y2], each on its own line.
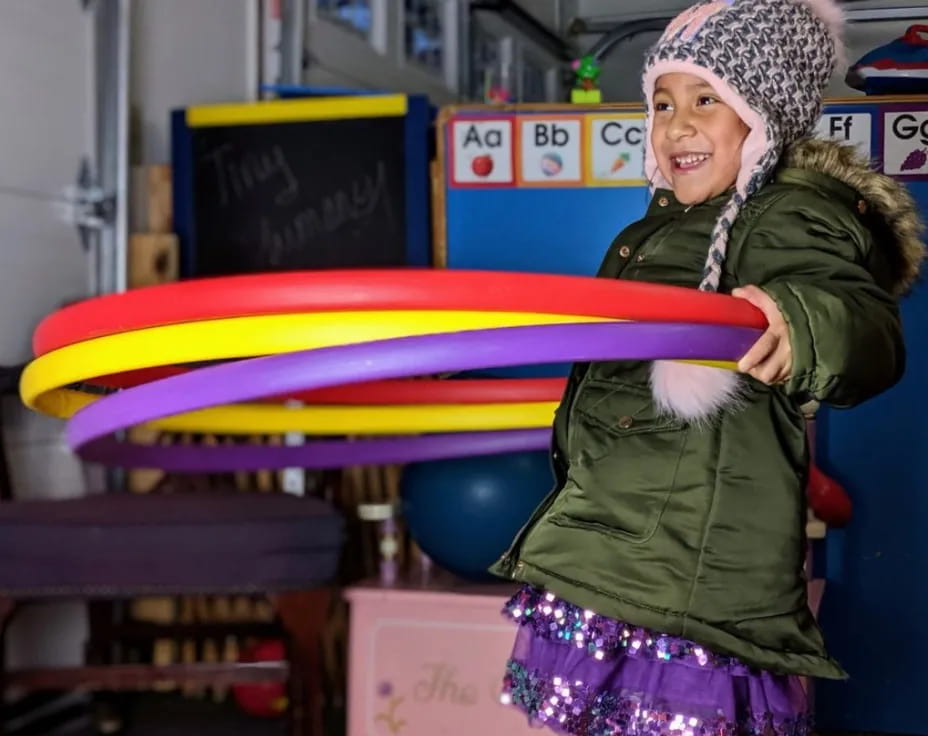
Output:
[500, 586, 811, 736]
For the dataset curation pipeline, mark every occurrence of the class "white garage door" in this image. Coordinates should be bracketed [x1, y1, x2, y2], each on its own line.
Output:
[0, 0, 100, 366]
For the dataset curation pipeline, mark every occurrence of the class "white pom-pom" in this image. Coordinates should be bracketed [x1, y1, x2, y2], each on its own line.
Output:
[793, 0, 847, 69]
[649, 360, 745, 425]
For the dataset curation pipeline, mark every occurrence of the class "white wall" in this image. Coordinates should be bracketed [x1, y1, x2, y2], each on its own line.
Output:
[0, 1, 95, 366]
[130, 0, 256, 164]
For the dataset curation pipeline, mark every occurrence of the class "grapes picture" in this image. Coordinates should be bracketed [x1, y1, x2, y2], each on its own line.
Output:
[900, 148, 928, 172]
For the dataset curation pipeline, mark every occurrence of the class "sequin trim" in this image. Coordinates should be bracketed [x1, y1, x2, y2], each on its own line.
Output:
[503, 587, 739, 670]
[501, 659, 812, 736]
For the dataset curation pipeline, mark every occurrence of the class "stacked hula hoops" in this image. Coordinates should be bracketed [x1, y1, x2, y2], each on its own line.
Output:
[18, 270, 765, 471]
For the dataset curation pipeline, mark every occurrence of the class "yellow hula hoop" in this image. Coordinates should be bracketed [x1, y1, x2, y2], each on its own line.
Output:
[49, 387, 558, 435]
[22, 310, 608, 432]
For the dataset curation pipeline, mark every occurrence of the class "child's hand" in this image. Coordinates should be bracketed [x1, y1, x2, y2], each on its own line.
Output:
[732, 285, 792, 385]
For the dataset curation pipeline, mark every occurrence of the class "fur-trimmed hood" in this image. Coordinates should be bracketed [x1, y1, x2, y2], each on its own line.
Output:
[781, 136, 926, 296]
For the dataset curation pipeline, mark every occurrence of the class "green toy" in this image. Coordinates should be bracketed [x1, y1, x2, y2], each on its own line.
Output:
[571, 55, 602, 103]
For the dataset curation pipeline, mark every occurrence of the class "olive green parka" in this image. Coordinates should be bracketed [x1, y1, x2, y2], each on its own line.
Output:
[490, 138, 925, 680]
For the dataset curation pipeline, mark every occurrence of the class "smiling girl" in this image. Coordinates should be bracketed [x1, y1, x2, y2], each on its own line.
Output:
[490, 0, 925, 734]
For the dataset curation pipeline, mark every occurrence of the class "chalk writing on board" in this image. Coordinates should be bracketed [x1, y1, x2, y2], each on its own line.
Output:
[188, 113, 411, 274]
[202, 142, 299, 208]
[258, 160, 394, 266]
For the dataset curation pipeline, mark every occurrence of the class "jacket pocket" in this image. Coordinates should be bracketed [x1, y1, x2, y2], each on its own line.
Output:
[551, 378, 687, 542]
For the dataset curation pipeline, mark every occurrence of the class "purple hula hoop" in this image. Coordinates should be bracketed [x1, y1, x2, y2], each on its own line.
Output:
[69, 321, 760, 470]
[79, 429, 553, 471]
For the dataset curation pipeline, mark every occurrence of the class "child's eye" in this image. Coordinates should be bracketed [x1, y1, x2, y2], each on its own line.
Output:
[697, 95, 717, 106]
[655, 101, 672, 112]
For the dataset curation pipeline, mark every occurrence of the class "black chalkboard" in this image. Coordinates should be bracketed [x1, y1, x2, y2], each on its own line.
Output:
[171, 96, 431, 277]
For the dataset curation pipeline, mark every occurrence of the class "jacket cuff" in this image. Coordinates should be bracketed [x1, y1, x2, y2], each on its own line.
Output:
[760, 282, 818, 398]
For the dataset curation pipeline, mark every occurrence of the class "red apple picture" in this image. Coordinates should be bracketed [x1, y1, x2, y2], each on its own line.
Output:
[471, 154, 493, 177]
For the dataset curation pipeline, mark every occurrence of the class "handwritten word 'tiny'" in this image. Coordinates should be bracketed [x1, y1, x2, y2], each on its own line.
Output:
[202, 142, 299, 207]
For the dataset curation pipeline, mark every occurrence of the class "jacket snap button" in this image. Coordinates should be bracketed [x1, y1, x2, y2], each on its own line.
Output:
[618, 415, 634, 429]
[619, 245, 631, 258]
[658, 196, 669, 207]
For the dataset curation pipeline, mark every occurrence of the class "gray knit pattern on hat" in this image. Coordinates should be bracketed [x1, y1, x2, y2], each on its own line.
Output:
[642, 0, 838, 292]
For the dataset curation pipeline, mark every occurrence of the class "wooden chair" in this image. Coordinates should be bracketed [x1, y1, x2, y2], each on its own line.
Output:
[0, 365, 343, 734]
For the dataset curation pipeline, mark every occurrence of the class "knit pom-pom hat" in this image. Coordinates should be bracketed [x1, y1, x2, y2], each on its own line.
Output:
[642, 0, 846, 292]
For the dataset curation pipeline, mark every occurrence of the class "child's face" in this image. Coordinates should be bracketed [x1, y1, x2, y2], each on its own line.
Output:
[651, 72, 749, 205]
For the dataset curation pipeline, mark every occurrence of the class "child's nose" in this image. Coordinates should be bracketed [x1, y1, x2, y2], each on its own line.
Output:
[667, 111, 696, 140]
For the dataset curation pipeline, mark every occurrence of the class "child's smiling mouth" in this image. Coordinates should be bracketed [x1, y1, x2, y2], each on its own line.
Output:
[672, 152, 711, 172]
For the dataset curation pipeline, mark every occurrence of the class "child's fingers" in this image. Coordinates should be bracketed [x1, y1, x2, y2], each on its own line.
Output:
[733, 285, 793, 384]
[732, 285, 775, 322]
[745, 341, 792, 385]
[737, 330, 778, 373]
[775, 343, 793, 383]
[732, 285, 786, 331]
[751, 357, 787, 385]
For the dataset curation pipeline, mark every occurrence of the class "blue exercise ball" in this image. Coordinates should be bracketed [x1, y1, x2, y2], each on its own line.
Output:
[400, 451, 554, 581]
